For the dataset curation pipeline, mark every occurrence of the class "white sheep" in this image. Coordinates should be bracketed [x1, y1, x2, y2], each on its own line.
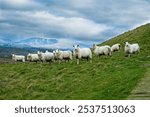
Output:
[53, 50, 58, 62]
[103, 45, 112, 55]
[124, 42, 140, 57]
[93, 44, 111, 56]
[73, 45, 92, 64]
[111, 44, 121, 52]
[55, 49, 72, 63]
[12, 54, 25, 62]
[38, 51, 54, 63]
[27, 53, 39, 62]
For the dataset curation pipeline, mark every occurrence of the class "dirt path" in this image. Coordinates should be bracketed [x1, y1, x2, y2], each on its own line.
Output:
[128, 68, 150, 100]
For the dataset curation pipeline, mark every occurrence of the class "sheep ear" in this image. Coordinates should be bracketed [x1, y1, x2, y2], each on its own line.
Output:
[73, 45, 74, 47]
[77, 45, 79, 47]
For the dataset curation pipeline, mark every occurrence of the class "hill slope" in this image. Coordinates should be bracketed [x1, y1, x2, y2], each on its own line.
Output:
[0, 23, 150, 100]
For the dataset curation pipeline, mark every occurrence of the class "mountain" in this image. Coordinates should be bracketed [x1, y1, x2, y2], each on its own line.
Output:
[0, 37, 58, 48]
[0, 46, 35, 58]
[0, 23, 150, 99]
[0, 37, 71, 58]
[13, 37, 58, 48]
[0, 39, 7, 45]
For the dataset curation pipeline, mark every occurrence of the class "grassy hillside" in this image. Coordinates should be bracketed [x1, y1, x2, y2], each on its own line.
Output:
[0, 23, 150, 100]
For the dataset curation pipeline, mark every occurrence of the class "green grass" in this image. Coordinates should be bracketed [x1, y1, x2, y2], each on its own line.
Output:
[0, 23, 150, 100]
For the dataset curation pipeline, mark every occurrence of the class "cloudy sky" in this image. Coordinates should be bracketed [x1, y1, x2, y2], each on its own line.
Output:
[0, 0, 150, 49]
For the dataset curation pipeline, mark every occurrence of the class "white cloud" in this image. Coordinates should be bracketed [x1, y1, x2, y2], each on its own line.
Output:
[27, 11, 109, 38]
[57, 0, 150, 26]
[2, 0, 31, 5]
[45, 38, 96, 49]
[48, 38, 75, 49]
[70, 0, 95, 8]
[0, 0, 42, 10]
[1, 10, 109, 40]
[27, 38, 74, 49]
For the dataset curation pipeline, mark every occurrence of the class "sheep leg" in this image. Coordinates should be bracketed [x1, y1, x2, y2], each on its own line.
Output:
[138, 49, 140, 53]
[128, 54, 131, 57]
[70, 60, 72, 64]
[49, 60, 52, 64]
[77, 59, 79, 64]
[87, 57, 89, 61]
[109, 52, 112, 56]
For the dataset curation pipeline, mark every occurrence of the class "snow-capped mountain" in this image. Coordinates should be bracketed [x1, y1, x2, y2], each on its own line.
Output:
[0, 37, 58, 48]
[0, 39, 7, 45]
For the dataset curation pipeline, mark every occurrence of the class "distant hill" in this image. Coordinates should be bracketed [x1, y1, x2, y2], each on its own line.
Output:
[0, 46, 52, 58]
[0, 37, 58, 49]
[14, 37, 58, 48]
[0, 23, 150, 100]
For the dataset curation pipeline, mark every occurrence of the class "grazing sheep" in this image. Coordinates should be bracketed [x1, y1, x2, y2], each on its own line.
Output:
[38, 51, 54, 63]
[111, 44, 121, 52]
[73, 45, 92, 64]
[93, 44, 111, 56]
[55, 49, 72, 63]
[27, 53, 39, 62]
[12, 54, 25, 62]
[53, 50, 58, 62]
[103, 45, 112, 55]
[124, 42, 140, 57]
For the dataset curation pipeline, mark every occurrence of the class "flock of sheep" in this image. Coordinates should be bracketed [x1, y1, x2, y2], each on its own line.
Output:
[12, 42, 140, 64]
